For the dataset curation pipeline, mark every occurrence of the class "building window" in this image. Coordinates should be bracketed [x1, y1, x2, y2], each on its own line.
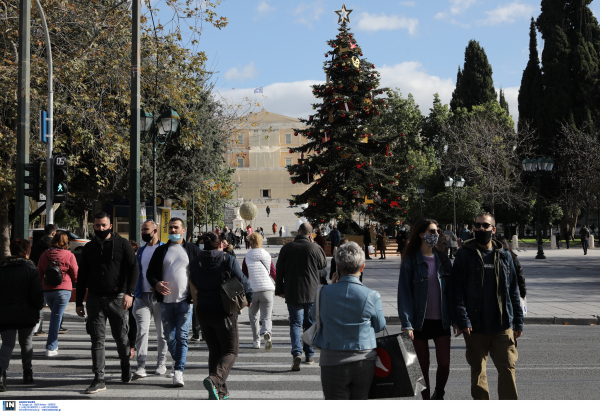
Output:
[261, 189, 271, 198]
[285, 133, 292, 144]
[236, 158, 245, 168]
[285, 157, 292, 166]
[237, 132, 243, 141]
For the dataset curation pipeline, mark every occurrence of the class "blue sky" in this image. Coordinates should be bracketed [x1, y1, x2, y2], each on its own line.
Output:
[150, 1, 600, 124]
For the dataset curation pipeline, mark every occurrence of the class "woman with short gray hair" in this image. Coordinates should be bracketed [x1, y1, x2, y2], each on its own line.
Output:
[310, 241, 386, 400]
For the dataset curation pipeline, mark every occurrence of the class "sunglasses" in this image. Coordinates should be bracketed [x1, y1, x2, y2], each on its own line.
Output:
[425, 228, 437, 234]
[474, 222, 494, 229]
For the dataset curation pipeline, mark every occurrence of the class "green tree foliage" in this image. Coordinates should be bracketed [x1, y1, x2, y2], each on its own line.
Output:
[287, 21, 410, 226]
[421, 93, 452, 160]
[518, 18, 543, 134]
[499, 89, 509, 114]
[450, 40, 497, 112]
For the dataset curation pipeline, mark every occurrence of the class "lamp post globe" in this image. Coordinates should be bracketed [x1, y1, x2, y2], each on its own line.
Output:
[444, 176, 454, 188]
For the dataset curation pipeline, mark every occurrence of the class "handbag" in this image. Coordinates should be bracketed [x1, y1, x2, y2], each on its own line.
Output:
[43, 253, 63, 286]
[220, 271, 248, 316]
[368, 329, 426, 399]
[301, 285, 324, 348]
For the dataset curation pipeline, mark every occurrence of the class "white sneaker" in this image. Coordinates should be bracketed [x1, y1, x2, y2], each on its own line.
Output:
[155, 363, 167, 375]
[167, 363, 175, 378]
[45, 349, 58, 357]
[133, 367, 147, 379]
[173, 370, 184, 387]
[264, 331, 272, 352]
[252, 339, 261, 349]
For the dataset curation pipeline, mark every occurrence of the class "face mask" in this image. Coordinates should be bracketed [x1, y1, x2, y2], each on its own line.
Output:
[168, 234, 182, 242]
[94, 228, 111, 240]
[423, 233, 439, 249]
[199, 243, 204, 250]
[401, 228, 405, 231]
[475, 230, 493, 245]
[141, 232, 154, 243]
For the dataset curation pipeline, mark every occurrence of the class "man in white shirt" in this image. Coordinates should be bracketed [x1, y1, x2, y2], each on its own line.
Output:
[132, 221, 167, 378]
[146, 218, 201, 387]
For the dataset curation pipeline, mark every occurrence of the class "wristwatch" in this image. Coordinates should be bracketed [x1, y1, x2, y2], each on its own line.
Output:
[127, 292, 134, 297]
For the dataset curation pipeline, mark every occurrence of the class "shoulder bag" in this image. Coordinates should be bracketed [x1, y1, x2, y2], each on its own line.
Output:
[301, 284, 324, 348]
[220, 255, 248, 316]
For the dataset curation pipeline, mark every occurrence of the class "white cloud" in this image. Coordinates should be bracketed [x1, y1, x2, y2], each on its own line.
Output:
[356, 12, 419, 36]
[256, 1, 274, 15]
[294, 2, 325, 28]
[217, 62, 456, 120]
[435, 0, 477, 25]
[399, 1, 416, 6]
[224, 62, 258, 82]
[479, 1, 537, 26]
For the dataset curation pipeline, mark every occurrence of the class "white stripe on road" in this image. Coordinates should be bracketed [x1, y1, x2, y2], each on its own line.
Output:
[24, 350, 317, 358]
[4, 373, 322, 382]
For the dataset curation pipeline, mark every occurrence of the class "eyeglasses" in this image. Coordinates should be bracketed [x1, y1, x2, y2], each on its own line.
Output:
[474, 222, 494, 229]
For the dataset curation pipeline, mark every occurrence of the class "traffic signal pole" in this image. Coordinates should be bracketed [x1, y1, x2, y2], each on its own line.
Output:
[15, 0, 31, 239]
[34, 0, 54, 224]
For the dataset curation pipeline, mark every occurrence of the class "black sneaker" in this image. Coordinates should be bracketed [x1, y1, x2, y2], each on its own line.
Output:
[0, 369, 7, 392]
[58, 326, 68, 334]
[121, 361, 132, 383]
[305, 356, 314, 365]
[190, 335, 201, 342]
[85, 378, 106, 394]
[23, 369, 33, 384]
[34, 330, 47, 336]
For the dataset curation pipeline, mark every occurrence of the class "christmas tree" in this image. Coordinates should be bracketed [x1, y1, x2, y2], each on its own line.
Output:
[287, 5, 410, 226]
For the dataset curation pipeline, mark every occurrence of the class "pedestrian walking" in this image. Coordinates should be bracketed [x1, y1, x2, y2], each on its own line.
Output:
[451, 213, 523, 400]
[272, 222, 277, 235]
[363, 224, 373, 260]
[275, 223, 327, 371]
[75, 212, 139, 394]
[555, 228, 560, 249]
[581, 225, 590, 255]
[500, 237, 526, 299]
[132, 220, 168, 378]
[313, 241, 386, 400]
[396, 226, 408, 254]
[266, 206, 271, 217]
[221, 236, 237, 258]
[458, 224, 470, 246]
[564, 230, 571, 249]
[329, 225, 341, 253]
[376, 227, 387, 259]
[37, 232, 78, 357]
[30, 224, 57, 337]
[398, 218, 453, 400]
[0, 239, 45, 391]
[279, 227, 283, 237]
[242, 232, 276, 350]
[190, 232, 253, 400]
[314, 228, 326, 252]
[146, 217, 201, 387]
[127, 240, 139, 359]
[444, 224, 458, 259]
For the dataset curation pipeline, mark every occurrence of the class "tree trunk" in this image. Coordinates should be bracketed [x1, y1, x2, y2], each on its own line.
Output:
[0, 198, 10, 259]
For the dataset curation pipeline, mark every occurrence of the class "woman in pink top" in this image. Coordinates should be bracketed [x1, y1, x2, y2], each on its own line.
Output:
[37, 232, 78, 357]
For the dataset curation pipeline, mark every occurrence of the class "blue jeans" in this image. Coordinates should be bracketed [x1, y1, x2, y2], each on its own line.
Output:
[44, 290, 71, 350]
[287, 303, 314, 358]
[160, 301, 193, 372]
[582, 240, 589, 254]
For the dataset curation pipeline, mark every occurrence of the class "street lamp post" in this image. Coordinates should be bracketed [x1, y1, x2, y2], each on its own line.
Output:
[523, 157, 554, 259]
[208, 181, 215, 231]
[445, 177, 465, 232]
[417, 186, 426, 218]
[140, 108, 180, 222]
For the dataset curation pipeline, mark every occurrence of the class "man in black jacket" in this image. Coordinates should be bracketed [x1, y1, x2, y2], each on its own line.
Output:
[363, 224, 373, 259]
[146, 217, 200, 388]
[76, 213, 138, 394]
[30, 224, 57, 336]
[275, 223, 327, 371]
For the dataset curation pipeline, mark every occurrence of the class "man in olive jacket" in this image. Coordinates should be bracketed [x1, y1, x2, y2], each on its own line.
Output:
[275, 223, 327, 371]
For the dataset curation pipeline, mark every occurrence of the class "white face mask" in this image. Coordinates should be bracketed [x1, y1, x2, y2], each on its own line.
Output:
[199, 244, 204, 250]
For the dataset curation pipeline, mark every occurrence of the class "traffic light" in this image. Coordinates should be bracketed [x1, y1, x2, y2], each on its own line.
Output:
[53, 154, 68, 203]
[24, 161, 41, 200]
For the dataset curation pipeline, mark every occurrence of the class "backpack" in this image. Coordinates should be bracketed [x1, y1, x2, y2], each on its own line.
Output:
[44, 256, 63, 286]
[218, 254, 248, 316]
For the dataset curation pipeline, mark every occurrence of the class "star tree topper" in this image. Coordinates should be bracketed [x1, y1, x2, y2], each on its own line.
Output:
[335, 3, 352, 24]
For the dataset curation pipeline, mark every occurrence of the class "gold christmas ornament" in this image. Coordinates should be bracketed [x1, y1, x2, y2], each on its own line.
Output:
[335, 3, 353, 24]
[351, 56, 360, 68]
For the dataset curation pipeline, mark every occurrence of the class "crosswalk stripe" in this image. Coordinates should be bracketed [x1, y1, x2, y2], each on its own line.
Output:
[19, 350, 317, 358]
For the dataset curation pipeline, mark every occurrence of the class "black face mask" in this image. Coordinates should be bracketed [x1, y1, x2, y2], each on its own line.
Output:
[94, 228, 112, 240]
[474, 230, 493, 246]
[141, 232, 154, 243]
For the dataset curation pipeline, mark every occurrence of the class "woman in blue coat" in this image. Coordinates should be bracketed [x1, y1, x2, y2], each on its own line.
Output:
[398, 218, 453, 400]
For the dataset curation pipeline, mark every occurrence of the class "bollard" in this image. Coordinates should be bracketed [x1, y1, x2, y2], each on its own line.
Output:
[512, 235, 518, 250]
[551, 234, 558, 249]
[590, 235, 596, 249]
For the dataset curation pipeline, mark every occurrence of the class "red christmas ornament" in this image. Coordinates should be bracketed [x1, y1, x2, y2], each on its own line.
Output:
[336, 146, 341, 150]
[321, 220, 325, 223]
[291, 181, 295, 184]
[289, 172, 292, 175]
[309, 116, 313, 121]
[289, 149, 293, 153]
[294, 132, 298, 136]
[356, 69, 360, 72]
[313, 203, 317, 206]
[368, 87, 372, 90]
[390, 181, 394, 184]
[337, 201, 342, 205]
[321, 170, 326, 173]
[341, 114, 346, 118]
[372, 65, 375, 68]
[307, 132, 311, 136]
[325, 54, 328, 57]
[289, 202, 293, 206]
[380, 91, 383, 94]
[338, 86, 342, 89]
[316, 150, 321, 154]
[360, 53, 363, 56]
[369, 183, 373, 187]
[411, 165, 414, 169]
[369, 207, 373, 211]
[386, 105, 389, 108]
[397, 197, 401, 200]
[383, 199, 387, 203]
[371, 74, 375, 77]
[349, 34, 353, 38]
[353, 191, 358, 194]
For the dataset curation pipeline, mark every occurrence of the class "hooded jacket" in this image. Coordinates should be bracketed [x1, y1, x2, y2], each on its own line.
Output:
[37, 247, 78, 291]
[451, 238, 524, 333]
[30, 235, 52, 265]
[0, 258, 45, 331]
[190, 249, 253, 315]
[76, 233, 138, 306]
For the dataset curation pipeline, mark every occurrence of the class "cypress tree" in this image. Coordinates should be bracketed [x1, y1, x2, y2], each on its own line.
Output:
[518, 17, 543, 133]
[450, 40, 496, 112]
[499, 89, 509, 114]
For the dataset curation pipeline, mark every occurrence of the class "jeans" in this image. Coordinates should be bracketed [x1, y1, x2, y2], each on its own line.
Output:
[44, 290, 71, 350]
[249, 290, 274, 341]
[85, 293, 130, 380]
[160, 301, 193, 372]
[320, 360, 376, 400]
[198, 310, 239, 398]
[287, 303, 314, 357]
[582, 240, 589, 254]
[463, 329, 519, 400]
[133, 292, 167, 368]
[0, 327, 35, 372]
